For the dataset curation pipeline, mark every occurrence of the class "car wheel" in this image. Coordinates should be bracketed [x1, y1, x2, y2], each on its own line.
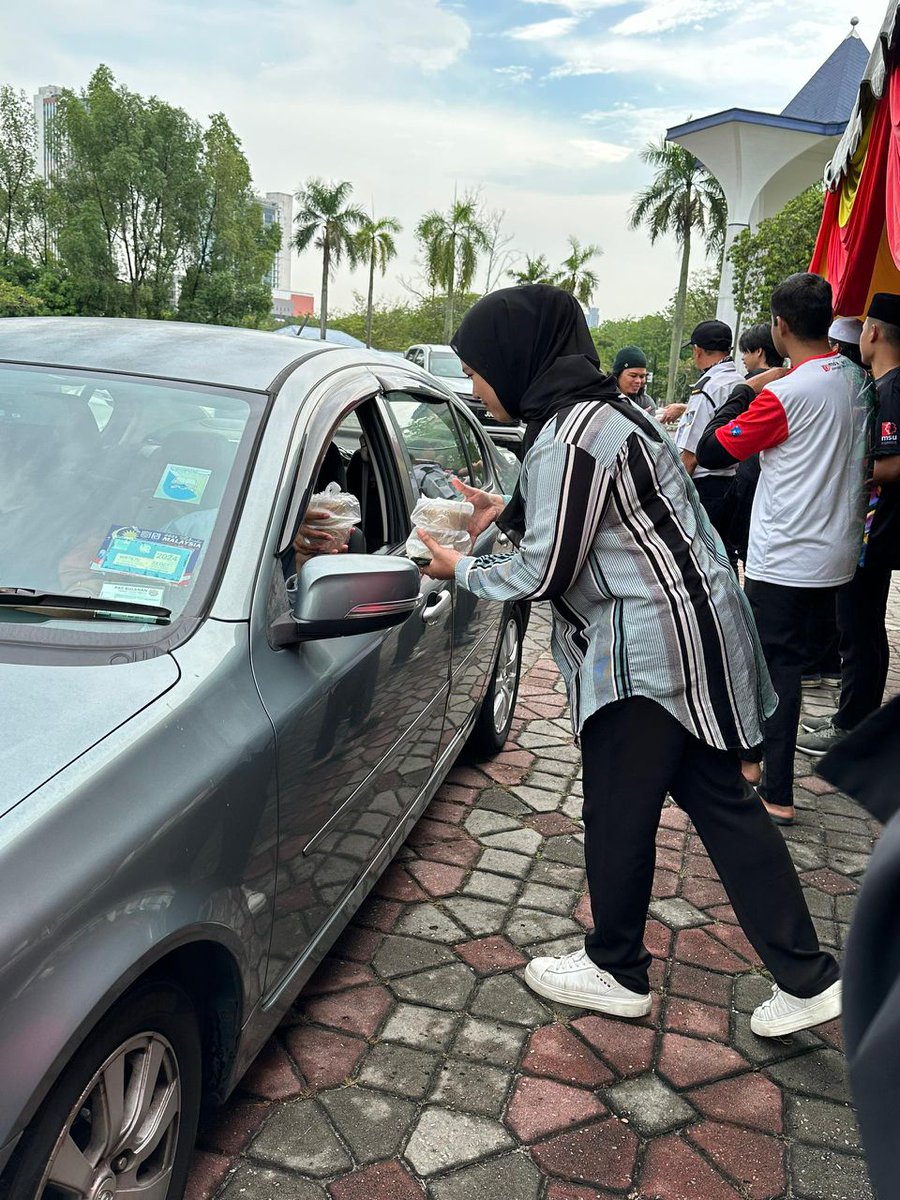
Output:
[0, 982, 202, 1200]
[469, 609, 523, 759]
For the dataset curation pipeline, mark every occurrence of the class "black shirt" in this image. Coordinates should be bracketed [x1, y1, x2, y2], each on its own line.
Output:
[864, 366, 900, 570]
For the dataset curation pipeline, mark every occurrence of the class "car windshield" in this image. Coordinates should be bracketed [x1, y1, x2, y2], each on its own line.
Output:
[428, 352, 466, 380]
[0, 365, 262, 640]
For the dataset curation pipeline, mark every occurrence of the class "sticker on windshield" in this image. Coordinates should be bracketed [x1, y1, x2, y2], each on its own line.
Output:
[153, 463, 212, 505]
[99, 581, 166, 606]
[91, 526, 203, 585]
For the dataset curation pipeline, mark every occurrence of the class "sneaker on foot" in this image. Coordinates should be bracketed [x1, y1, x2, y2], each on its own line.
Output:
[796, 719, 847, 757]
[800, 713, 833, 734]
[524, 949, 651, 1017]
[822, 674, 842, 689]
[800, 674, 822, 688]
[750, 979, 842, 1037]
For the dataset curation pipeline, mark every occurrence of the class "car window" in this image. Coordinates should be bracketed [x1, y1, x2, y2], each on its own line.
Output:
[0, 365, 262, 640]
[452, 408, 487, 489]
[385, 394, 476, 492]
[428, 351, 466, 381]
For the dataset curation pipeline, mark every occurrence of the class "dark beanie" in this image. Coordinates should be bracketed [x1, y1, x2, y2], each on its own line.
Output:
[613, 345, 648, 375]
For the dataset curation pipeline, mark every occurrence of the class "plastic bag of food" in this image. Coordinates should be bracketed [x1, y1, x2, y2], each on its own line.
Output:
[302, 481, 362, 551]
[406, 496, 474, 565]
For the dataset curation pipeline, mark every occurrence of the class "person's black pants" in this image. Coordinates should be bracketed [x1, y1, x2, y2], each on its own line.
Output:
[745, 579, 838, 809]
[694, 475, 738, 560]
[581, 697, 839, 996]
[836, 563, 895, 730]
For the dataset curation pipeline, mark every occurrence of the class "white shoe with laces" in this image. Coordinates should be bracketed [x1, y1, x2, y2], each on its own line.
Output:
[524, 948, 652, 1017]
[750, 979, 842, 1037]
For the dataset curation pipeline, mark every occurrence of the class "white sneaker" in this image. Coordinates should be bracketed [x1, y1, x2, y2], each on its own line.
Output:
[524, 949, 652, 1017]
[750, 979, 842, 1037]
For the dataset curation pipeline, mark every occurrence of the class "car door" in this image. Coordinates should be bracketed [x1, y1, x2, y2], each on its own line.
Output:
[380, 387, 507, 753]
[250, 375, 454, 996]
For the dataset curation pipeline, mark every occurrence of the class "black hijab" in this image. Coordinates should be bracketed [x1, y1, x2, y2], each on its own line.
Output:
[451, 284, 661, 538]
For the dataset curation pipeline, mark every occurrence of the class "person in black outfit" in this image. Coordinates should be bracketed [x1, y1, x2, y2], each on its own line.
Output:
[798, 292, 900, 756]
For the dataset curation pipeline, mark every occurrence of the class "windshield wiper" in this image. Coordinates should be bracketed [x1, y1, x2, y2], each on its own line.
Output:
[0, 588, 172, 625]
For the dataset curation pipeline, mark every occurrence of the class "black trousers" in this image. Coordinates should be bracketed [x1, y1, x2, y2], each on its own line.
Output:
[694, 475, 738, 560]
[581, 697, 839, 997]
[745, 579, 838, 808]
[836, 563, 895, 731]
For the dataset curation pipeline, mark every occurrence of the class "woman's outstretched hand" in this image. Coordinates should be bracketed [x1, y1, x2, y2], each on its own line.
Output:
[451, 478, 506, 541]
[417, 530, 463, 580]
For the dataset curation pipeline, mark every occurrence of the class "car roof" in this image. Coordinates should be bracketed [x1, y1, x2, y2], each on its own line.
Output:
[0, 317, 337, 391]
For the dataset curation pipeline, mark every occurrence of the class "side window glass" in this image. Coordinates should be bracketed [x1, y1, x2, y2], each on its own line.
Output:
[386, 394, 472, 493]
[453, 410, 487, 489]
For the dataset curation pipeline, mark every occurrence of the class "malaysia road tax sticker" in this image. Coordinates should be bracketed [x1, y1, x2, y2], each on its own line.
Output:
[91, 526, 203, 585]
[153, 462, 212, 505]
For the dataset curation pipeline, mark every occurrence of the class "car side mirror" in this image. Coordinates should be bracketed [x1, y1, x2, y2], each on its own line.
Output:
[271, 554, 421, 647]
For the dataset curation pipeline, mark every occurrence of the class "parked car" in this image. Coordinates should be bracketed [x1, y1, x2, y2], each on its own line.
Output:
[0, 318, 527, 1200]
[404, 343, 524, 459]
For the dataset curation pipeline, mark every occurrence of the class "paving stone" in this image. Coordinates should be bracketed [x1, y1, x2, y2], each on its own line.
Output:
[186, 1150, 232, 1200]
[657, 1032, 749, 1088]
[452, 1016, 528, 1067]
[428, 1151, 542, 1200]
[393, 904, 468, 944]
[238, 1038, 306, 1100]
[522, 1023, 614, 1086]
[730, 1020, 821, 1066]
[542, 838, 586, 867]
[687, 1073, 784, 1135]
[462, 870, 520, 904]
[381, 1003, 458, 1050]
[505, 1075, 606, 1142]
[573, 1016, 657, 1078]
[319, 1087, 416, 1164]
[764, 1048, 853, 1104]
[529, 1119, 639, 1191]
[443, 896, 509, 936]
[544, 1185, 620, 1200]
[731, 972, 773, 1014]
[674, 928, 752, 973]
[480, 828, 547, 857]
[799, 869, 858, 896]
[640, 1135, 744, 1200]
[431, 1058, 512, 1116]
[372, 936, 455, 978]
[477, 848, 533, 878]
[529, 860, 585, 889]
[477, 789, 532, 818]
[248, 1101, 351, 1177]
[454, 935, 528, 975]
[328, 1159, 424, 1200]
[300, 984, 393, 1039]
[649, 897, 712, 929]
[663, 997, 730, 1043]
[604, 1073, 696, 1135]
[464, 809, 521, 838]
[668, 962, 733, 1006]
[220, 1164, 328, 1199]
[358, 1043, 438, 1099]
[511, 784, 563, 812]
[470, 975, 550, 1026]
[392, 963, 477, 1010]
[688, 1120, 786, 1200]
[506, 911, 581, 946]
[789, 1144, 874, 1200]
[785, 1095, 862, 1151]
[283, 1027, 366, 1092]
[403, 1107, 513, 1176]
[518, 882, 576, 915]
[406, 861, 467, 898]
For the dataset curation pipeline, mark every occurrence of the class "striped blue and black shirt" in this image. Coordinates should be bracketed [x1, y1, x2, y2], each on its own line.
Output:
[456, 402, 776, 751]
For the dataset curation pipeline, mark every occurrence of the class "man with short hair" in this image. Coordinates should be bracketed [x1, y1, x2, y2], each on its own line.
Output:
[696, 273, 872, 824]
[799, 293, 900, 755]
[674, 320, 744, 538]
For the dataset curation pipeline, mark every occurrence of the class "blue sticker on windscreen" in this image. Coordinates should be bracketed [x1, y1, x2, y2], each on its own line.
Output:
[153, 463, 212, 505]
[91, 526, 203, 585]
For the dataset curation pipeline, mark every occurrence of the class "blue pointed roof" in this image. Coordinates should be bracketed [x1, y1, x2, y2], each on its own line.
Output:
[781, 32, 871, 123]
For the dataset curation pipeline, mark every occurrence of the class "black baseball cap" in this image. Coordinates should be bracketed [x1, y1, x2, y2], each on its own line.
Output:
[683, 320, 733, 352]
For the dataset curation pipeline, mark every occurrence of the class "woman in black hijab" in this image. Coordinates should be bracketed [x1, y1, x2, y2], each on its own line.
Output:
[420, 285, 842, 1036]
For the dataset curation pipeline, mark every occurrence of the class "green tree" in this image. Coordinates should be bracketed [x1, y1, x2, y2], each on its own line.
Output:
[729, 185, 825, 327]
[293, 178, 366, 339]
[353, 213, 401, 347]
[557, 236, 602, 305]
[328, 293, 482, 352]
[178, 113, 279, 328]
[508, 254, 557, 286]
[629, 139, 726, 404]
[416, 195, 490, 341]
[0, 277, 43, 317]
[54, 65, 206, 318]
[0, 86, 39, 263]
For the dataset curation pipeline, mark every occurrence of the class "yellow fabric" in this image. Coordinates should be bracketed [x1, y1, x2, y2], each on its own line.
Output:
[839, 105, 876, 227]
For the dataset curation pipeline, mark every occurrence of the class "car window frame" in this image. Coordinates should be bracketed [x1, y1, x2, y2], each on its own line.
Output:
[381, 390, 482, 497]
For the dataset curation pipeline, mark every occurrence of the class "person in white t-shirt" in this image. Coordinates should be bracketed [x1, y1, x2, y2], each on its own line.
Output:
[695, 273, 872, 825]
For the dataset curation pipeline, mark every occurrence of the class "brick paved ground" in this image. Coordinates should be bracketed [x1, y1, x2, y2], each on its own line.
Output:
[187, 583, 900, 1200]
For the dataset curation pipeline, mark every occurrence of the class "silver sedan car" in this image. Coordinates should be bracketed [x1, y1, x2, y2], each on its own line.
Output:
[0, 319, 526, 1200]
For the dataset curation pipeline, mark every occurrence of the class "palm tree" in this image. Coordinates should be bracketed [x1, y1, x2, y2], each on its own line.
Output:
[508, 254, 558, 286]
[557, 236, 602, 305]
[629, 139, 726, 404]
[353, 214, 401, 348]
[293, 178, 366, 339]
[416, 195, 490, 341]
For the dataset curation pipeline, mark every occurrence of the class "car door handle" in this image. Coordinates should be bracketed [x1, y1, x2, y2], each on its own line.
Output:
[421, 590, 452, 624]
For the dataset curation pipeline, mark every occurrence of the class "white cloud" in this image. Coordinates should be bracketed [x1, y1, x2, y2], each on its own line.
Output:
[508, 16, 579, 41]
[582, 103, 697, 148]
[567, 138, 633, 163]
[611, 0, 743, 37]
[494, 64, 533, 84]
[519, 0, 628, 9]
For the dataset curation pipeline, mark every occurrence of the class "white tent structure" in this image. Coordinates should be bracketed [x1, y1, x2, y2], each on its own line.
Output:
[667, 24, 870, 333]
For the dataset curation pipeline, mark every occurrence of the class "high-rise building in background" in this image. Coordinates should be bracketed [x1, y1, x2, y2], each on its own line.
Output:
[259, 191, 294, 292]
[33, 85, 63, 180]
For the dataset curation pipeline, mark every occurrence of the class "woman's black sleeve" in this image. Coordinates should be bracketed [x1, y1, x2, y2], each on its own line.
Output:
[695, 384, 756, 470]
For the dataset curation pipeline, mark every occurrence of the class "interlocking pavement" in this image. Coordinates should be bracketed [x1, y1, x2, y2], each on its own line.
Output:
[188, 584, 900, 1200]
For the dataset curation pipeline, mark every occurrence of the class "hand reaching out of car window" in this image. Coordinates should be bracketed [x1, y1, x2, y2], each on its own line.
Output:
[450, 479, 506, 541]
[293, 509, 353, 572]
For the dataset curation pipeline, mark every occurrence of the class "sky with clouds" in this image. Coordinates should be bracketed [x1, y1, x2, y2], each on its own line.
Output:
[1, 0, 889, 320]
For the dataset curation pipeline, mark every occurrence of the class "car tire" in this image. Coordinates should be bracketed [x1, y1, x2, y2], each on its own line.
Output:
[469, 609, 523, 759]
[0, 981, 202, 1200]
